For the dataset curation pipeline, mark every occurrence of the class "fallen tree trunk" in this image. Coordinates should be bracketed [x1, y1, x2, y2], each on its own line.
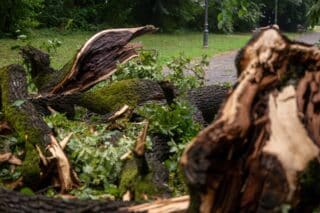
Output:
[79, 79, 166, 114]
[2, 26, 320, 213]
[187, 85, 228, 123]
[31, 79, 227, 124]
[21, 26, 157, 95]
[0, 188, 132, 213]
[181, 27, 320, 212]
[0, 187, 189, 213]
[0, 65, 77, 191]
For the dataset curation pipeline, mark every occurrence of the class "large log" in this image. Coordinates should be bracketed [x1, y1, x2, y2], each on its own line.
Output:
[0, 188, 131, 213]
[79, 79, 166, 114]
[0, 187, 189, 213]
[0, 65, 77, 191]
[181, 27, 320, 212]
[21, 26, 157, 95]
[187, 85, 228, 124]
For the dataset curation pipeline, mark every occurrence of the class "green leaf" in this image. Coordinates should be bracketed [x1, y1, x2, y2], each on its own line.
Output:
[20, 187, 35, 196]
[12, 100, 25, 107]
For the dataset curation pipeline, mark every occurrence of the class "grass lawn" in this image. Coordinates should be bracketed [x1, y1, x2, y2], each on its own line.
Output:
[0, 29, 299, 69]
[0, 29, 251, 69]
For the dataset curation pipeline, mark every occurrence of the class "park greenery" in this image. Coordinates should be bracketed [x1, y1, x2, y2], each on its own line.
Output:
[0, 0, 320, 35]
[1, 0, 320, 208]
[0, 49, 205, 199]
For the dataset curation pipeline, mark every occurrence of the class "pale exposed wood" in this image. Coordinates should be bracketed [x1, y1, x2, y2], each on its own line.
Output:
[181, 27, 320, 212]
[107, 105, 131, 122]
[0, 152, 21, 165]
[47, 135, 77, 191]
[50, 26, 157, 95]
[134, 120, 149, 157]
[59, 133, 73, 150]
[263, 86, 319, 200]
[122, 195, 189, 213]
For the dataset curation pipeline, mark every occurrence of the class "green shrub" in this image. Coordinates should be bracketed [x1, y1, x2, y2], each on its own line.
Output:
[0, 0, 43, 35]
[113, 50, 162, 81]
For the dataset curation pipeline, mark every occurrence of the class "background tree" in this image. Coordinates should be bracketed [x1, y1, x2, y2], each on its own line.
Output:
[308, 0, 320, 26]
[0, 0, 316, 34]
[0, 0, 43, 35]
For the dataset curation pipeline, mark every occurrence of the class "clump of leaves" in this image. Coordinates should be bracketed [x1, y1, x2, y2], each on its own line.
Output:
[137, 100, 201, 195]
[138, 101, 201, 143]
[0, 136, 23, 182]
[113, 50, 162, 81]
[113, 50, 208, 95]
[44, 112, 150, 199]
[41, 38, 62, 54]
[166, 54, 208, 93]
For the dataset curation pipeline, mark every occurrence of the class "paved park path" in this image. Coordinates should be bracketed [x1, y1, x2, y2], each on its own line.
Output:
[205, 32, 320, 85]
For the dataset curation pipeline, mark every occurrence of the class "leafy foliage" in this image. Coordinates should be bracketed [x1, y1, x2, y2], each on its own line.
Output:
[138, 101, 201, 141]
[0, 136, 23, 181]
[0, 0, 315, 34]
[308, 0, 320, 26]
[0, 0, 43, 34]
[45, 112, 151, 199]
[137, 101, 201, 195]
[0, 48, 206, 199]
[166, 54, 207, 92]
[113, 51, 162, 81]
[40, 38, 63, 54]
[114, 50, 207, 93]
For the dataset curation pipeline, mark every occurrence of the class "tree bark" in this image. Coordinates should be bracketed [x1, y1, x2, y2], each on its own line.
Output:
[181, 26, 320, 212]
[187, 85, 228, 124]
[0, 65, 77, 191]
[21, 26, 157, 95]
[0, 187, 190, 213]
[0, 188, 132, 213]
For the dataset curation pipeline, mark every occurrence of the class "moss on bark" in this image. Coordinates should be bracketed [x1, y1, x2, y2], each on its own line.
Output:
[79, 79, 165, 114]
[0, 65, 52, 187]
[119, 159, 165, 201]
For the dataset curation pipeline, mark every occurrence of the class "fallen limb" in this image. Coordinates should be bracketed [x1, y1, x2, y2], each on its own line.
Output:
[0, 65, 77, 191]
[181, 27, 320, 212]
[21, 26, 157, 95]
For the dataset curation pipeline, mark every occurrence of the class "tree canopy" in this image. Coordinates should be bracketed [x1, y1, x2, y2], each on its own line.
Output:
[0, 0, 317, 34]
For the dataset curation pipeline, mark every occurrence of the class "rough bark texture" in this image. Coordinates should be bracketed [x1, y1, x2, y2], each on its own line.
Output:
[0, 65, 51, 187]
[0, 188, 132, 213]
[0, 187, 189, 213]
[181, 27, 320, 212]
[31, 80, 227, 124]
[4, 26, 320, 212]
[21, 26, 157, 95]
[187, 85, 228, 124]
[79, 79, 166, 114]
[0, 65, 76, 191]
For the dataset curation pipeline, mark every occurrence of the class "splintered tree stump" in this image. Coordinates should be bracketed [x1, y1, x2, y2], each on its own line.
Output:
[181, 27, 320, 212]
[21, 26, 157, 95]
[0, 65, 76, 191]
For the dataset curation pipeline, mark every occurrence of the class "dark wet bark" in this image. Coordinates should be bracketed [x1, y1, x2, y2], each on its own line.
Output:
[21, 26, 157, 95]
[0, 65, 52, 187]
[0, 188, 132, 213]
[187, 85, 228, 124]
[181, 27, 320, 212]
